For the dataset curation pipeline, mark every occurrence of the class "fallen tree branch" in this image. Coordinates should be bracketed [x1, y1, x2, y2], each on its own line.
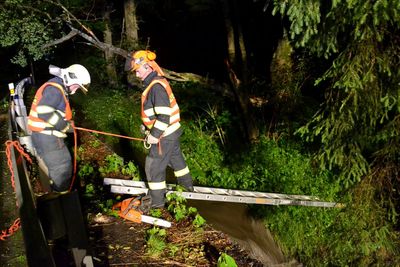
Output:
[43, 26, 233, 97]
[44, 0, 100, 43]
[43, 26, 129, 58]
[42, 29, 79, 48]
[40, 0, 231, 93]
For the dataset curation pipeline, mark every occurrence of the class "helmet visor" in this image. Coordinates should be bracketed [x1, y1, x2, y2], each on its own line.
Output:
[124, 54, 144, 72]
[124, 56, 133, 72]
[132, 58, 144, 71]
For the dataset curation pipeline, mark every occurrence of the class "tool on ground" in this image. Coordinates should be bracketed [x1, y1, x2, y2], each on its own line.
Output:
[112, 195, 171, 228]
[104, 178, 344, 208]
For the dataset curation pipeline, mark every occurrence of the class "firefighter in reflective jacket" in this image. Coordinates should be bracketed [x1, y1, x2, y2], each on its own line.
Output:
[125, 50, 194, 208]
[28, 64, 91, 192]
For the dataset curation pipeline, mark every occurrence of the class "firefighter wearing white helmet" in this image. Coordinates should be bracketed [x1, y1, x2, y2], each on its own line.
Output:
[61, 64, 91, 94]
[28, 64, 91, 192]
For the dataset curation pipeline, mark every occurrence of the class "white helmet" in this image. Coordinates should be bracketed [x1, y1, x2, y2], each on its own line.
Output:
[61, 64, 91, 93]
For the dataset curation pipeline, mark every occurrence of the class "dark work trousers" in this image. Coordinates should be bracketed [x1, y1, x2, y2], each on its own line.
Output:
[31, 132, 72, 192]
[145, 137, 193, 208]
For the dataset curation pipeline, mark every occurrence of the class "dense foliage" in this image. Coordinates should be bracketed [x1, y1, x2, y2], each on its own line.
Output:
[1, 0, 399, 265]
[274, 0, 400, 187]
[74, 78, 399, 265]
[270, 0, 400, 263]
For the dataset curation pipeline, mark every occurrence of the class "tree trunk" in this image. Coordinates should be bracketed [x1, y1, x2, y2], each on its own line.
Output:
[227, 0, 249, 84]
[103, 4, 118, 85]
[220, 0, 259, 142]
[124, 0, 139, 49]
[221, 0, 235, 64]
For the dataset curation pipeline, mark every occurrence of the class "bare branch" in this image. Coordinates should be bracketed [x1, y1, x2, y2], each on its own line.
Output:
[15, 5, 53, 21]
[42, 29, 79, 48]
[42, 25, 129, 58]
[42, 26, 232, 95]
[42, 27, 232, 95]
[44, 0, 100, 42]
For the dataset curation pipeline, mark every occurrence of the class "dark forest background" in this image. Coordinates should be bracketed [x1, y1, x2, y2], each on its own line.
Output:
[1, 0, 399, 265]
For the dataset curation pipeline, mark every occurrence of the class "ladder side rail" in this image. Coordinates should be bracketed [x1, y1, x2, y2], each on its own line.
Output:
[105, 178, 320, 201]
[109, 185, 340, 208]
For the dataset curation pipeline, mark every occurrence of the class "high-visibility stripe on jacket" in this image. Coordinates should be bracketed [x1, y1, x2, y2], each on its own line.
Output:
[28, 82, 72, 137]
[141, 78, 180, 137]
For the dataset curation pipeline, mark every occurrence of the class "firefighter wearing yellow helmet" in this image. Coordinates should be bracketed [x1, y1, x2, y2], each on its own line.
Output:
[28, 64, 91, 192]
[125, 50, 194, 208]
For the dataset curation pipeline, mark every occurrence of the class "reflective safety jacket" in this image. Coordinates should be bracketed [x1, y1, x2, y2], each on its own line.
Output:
[141, 76, 180, 138]
[28, 81, 72, 138]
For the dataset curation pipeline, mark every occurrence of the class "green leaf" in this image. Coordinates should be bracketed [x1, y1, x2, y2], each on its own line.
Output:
[217, 253, 238, 267]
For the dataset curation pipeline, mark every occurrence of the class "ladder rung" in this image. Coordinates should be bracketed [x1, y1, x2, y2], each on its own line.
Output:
[104, 178, 320, 201]
[109, 185, 342, 208]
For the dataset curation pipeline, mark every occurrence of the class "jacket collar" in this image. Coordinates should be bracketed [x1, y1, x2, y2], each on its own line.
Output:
[48, 77, 68, 96]
[143, 71, 158, 88]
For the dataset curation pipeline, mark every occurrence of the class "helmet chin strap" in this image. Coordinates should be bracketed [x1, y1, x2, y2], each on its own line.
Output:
[61, 74, 71, 94]
[68, 88, 76, 95]
[49, 64, 90, 95]
[67, 84, 80, 95]
[63, 75, 78, 95]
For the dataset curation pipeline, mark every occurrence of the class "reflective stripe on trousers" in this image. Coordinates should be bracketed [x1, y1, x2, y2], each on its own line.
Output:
[145, 137, 193, 207]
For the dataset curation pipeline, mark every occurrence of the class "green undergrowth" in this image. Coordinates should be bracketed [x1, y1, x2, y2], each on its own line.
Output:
[73, 85, 144, 151]
[75, 81, 399, 266]
[144, 192, 208, 259]
[0, 97, 8, 113]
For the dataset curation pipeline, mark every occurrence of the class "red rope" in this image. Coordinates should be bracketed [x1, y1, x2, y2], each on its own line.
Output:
[1, 140, 33, 241]
[70, 127, 78, 191]
[74, 126, 144, 142]
[0, 218, 21, 241]
[1, 128, 145, 239]
[5, 140, 33, 190]
[69, 126, 145, 191]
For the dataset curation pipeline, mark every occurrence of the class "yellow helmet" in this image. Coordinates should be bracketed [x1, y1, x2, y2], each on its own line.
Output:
[125, 50, 165, 76]
[126, 50, 156, 71]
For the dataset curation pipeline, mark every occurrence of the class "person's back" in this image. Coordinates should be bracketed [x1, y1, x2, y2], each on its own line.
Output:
[28, 64, 90, 192]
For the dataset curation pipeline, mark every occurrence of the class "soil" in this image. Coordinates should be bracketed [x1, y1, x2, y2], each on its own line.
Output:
[87, 215, 263, 266]
[0, 115, 27, 267]
[1, 110, 266, 267]
[73, 131, 265, 266]
[0, 120, 265, 267]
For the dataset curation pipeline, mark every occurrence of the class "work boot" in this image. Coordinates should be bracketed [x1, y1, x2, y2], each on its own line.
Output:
[177, 177, 194, 192]
[149, 189, 165, 209]
[138, 195, 152, 214]
[184, 185, 194, 192]
[176, 184, 194, 192]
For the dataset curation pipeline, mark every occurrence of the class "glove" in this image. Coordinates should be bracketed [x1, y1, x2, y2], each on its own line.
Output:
[62, 120, 75, 133]
[146, 134, 159, 144]
[140, 124, 148, 135]
[66, 120, 75, 133]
